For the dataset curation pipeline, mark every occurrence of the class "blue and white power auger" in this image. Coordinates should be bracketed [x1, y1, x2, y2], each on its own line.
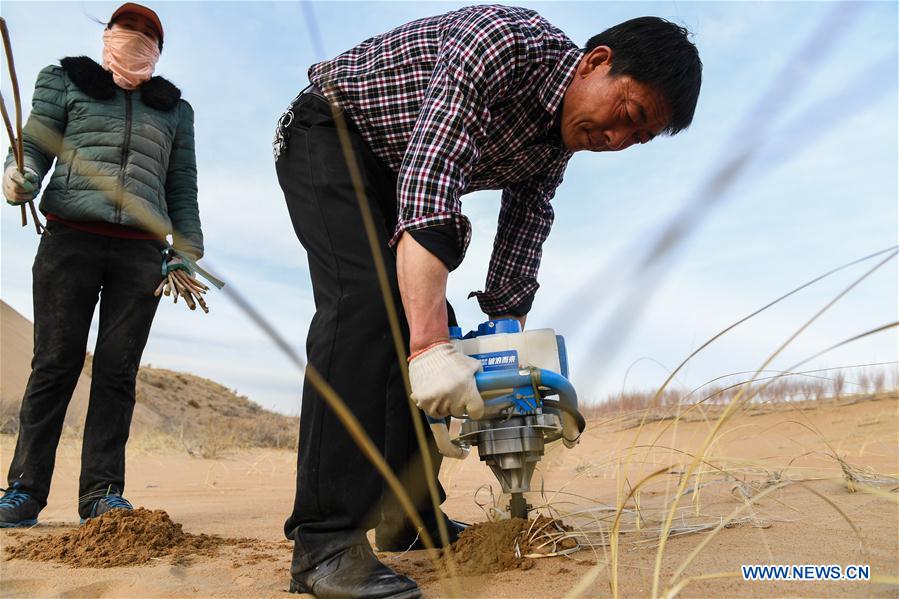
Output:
[426, 319, 586, 520]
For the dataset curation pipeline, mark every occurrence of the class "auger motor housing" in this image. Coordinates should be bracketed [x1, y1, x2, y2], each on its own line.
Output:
[428, 319, 586, 519]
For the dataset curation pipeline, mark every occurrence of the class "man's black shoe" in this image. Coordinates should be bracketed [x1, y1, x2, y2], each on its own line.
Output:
[0, 482, 42, 528]
[375, 517, 468, 552]
[289, 544, 421, 599]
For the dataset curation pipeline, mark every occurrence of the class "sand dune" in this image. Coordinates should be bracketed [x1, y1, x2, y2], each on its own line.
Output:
[1, 393, 897, 597]
[0, 301, 96, 431]
[0, 300, 296, 450]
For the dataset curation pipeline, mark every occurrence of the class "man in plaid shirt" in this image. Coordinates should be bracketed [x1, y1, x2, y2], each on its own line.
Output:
[275, 5, 701, 597]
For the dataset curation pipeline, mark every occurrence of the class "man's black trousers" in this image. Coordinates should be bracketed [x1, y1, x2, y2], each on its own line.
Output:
[276, 92, 451, 570]
[6, 221, 162, 518]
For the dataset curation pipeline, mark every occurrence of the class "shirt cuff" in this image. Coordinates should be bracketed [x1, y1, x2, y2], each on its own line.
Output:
[408, 223, 463, 271]
[390, 211, 472, 263]
[172, 233, 204, 261]
[468, 276, 539, 316]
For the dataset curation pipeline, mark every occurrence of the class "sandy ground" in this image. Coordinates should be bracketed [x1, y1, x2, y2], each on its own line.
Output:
[1, 395, 897, 598]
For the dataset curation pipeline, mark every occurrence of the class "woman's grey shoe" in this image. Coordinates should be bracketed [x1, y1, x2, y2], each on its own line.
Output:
[289, 544, 421, 599]
[0, 482, 42, 528]
[80, 492, 133, 523]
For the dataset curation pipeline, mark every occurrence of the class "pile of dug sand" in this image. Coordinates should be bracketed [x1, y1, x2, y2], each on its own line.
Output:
[4, 508, 232, 568]
[448, 516, 576, 575]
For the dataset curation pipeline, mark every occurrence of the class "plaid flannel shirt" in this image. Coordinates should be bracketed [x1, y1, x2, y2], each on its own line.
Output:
[309, 5, 581, 314]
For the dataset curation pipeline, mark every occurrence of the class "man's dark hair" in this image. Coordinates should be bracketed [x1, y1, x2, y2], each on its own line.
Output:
[586, 17, 702, 135]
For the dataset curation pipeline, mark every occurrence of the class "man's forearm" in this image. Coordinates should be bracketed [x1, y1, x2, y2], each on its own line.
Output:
[397, 233, 450, 354]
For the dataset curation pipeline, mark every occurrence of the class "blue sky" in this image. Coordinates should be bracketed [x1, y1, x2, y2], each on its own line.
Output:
[1, 1, 896, 415]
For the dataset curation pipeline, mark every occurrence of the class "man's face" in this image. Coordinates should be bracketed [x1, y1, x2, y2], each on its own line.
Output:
[560, 46, 671, 152]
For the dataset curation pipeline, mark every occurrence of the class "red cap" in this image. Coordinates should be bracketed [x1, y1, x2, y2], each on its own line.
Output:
[110, 3, 164, 47]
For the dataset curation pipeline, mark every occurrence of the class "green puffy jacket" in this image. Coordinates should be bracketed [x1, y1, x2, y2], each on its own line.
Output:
[5, 56, 203, 259]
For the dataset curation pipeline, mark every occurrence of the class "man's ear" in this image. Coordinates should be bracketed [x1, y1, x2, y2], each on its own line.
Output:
[579, 45, 614, 77]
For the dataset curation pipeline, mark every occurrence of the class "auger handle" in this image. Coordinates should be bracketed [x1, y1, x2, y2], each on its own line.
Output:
[476, 368, 586, 436]
[425, 368, 586, 458]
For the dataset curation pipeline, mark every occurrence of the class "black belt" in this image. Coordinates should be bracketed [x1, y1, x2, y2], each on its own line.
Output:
[274, 84, 331, 160]
[302, 84, 327, 102]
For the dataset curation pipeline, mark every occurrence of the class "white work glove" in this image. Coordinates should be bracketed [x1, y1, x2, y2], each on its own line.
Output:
[409, 343, 484, 419]
[3, 165, 38, 205]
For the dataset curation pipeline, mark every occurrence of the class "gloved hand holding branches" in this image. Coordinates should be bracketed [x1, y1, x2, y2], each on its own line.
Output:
[2, 165, 38, 205]
[154, 250, 210, 313]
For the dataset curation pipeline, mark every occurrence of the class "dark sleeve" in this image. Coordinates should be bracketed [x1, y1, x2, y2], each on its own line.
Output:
[468, 158, 569, 316]
[164, 100, 203, 260]
[4, 65, 67, 186]
[390, 7, 530, 266]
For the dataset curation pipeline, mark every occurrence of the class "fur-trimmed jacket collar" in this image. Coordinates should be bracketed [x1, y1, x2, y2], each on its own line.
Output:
[60, 56, 181, 112]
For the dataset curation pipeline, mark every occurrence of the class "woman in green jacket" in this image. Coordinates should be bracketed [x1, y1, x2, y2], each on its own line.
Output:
[0, 3, 202, 526]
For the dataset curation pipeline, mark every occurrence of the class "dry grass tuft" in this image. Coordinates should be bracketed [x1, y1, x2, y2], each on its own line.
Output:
[830, 453, 899, 493]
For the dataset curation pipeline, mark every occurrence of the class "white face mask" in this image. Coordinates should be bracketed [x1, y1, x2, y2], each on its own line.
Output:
[102, 28, 160, 90]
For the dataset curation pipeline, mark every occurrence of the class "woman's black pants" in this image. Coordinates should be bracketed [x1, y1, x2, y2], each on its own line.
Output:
[6, 221, 162, 518]
[275, 92, 449, 572]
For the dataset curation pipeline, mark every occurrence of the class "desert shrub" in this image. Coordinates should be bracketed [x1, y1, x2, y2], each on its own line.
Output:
[581, 366, 897, 420]
[176, 412, 298, 458]
[0, 398, 20, 434]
